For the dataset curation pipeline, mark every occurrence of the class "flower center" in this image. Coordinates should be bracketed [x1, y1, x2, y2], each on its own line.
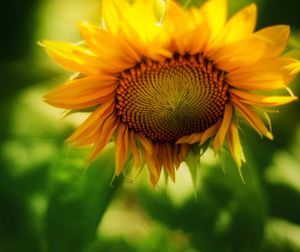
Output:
[116, 54, 228, 142]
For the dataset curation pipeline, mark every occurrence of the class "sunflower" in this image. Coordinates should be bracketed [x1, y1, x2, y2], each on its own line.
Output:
[42, 0, 300, 186]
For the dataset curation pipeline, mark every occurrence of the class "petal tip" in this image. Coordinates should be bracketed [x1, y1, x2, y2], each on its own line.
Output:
[266, 132, 274, 140]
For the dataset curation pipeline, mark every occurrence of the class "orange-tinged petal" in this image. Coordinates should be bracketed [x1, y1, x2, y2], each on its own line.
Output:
[231, 96, 273, 139]
[44, 76, 117, 109]
[138, 135, 160, 181]
[230, 89, 298, 107]
[66, 101, 114, 145]
[173, 144, 180, 169]
[129, 131, 141, 169]
[137, 135, 153, 157]
[115, 123, 129, 175]
[162, 143, 175, 182]
[227, 121, 245, 168]
[79, 22, 140, 67]
[176, 132, 203, 144]
[42, 0, 300, 186]
[188, 23, 210, 55]
[72, 106, 115, 147]
[213, 103, 232, 154]
[163, 1, 188, 53]
[178, 144, 190, 162]
[177, 120, 222, 145]
[200, 120, 222, 145]
[88, 116, 119, 161]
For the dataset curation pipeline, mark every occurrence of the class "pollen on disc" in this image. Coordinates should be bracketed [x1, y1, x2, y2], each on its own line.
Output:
[116, 54, 228, 142]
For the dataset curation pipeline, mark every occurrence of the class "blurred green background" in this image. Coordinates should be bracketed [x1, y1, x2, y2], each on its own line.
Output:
[1, 0, 300, 251]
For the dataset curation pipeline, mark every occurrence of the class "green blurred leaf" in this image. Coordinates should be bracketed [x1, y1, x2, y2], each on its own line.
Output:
[137, 155, 266, 252]
[261, 218, 300, 252]
[45, 144, 122, 252]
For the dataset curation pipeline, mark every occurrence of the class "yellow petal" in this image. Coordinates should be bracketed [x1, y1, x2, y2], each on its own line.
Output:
[123, 21, 171, 61]
[103, 0, 163, 45]
[213, 103, 232, 154]
[41, 40, 101, 75]
[129, 0, 162, 41]
[209, 25, 290, 71]
[231, 96, 273, 139]
[227, 57, 298, 90]
[217, 4, 257, 44]
[101, 0, 128, 34]
[289, 61, 300, 75]
[164, 0, 192, 33]
[201, 0, 227, 43]
[254, 25, 290, 58]
[230, 89, 298, 106]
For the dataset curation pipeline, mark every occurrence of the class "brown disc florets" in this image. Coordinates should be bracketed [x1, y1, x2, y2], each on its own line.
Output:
[116, 54, 228, 142]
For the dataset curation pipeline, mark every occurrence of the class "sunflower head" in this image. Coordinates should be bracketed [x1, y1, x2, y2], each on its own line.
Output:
[42, 0, 300, 186]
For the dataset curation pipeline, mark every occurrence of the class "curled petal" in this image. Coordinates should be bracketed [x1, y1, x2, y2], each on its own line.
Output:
[231, 96, 273, 139]
[230, 89, 298, 107]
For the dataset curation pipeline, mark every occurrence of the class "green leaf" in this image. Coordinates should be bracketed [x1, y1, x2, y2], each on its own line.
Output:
[45, 144, 122, 252]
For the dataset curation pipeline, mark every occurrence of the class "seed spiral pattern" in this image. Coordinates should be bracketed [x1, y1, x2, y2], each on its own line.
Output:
[116, 54, 228, 142]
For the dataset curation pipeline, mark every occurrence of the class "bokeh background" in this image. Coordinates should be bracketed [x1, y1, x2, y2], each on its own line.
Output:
[1, 0, 300, 251]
